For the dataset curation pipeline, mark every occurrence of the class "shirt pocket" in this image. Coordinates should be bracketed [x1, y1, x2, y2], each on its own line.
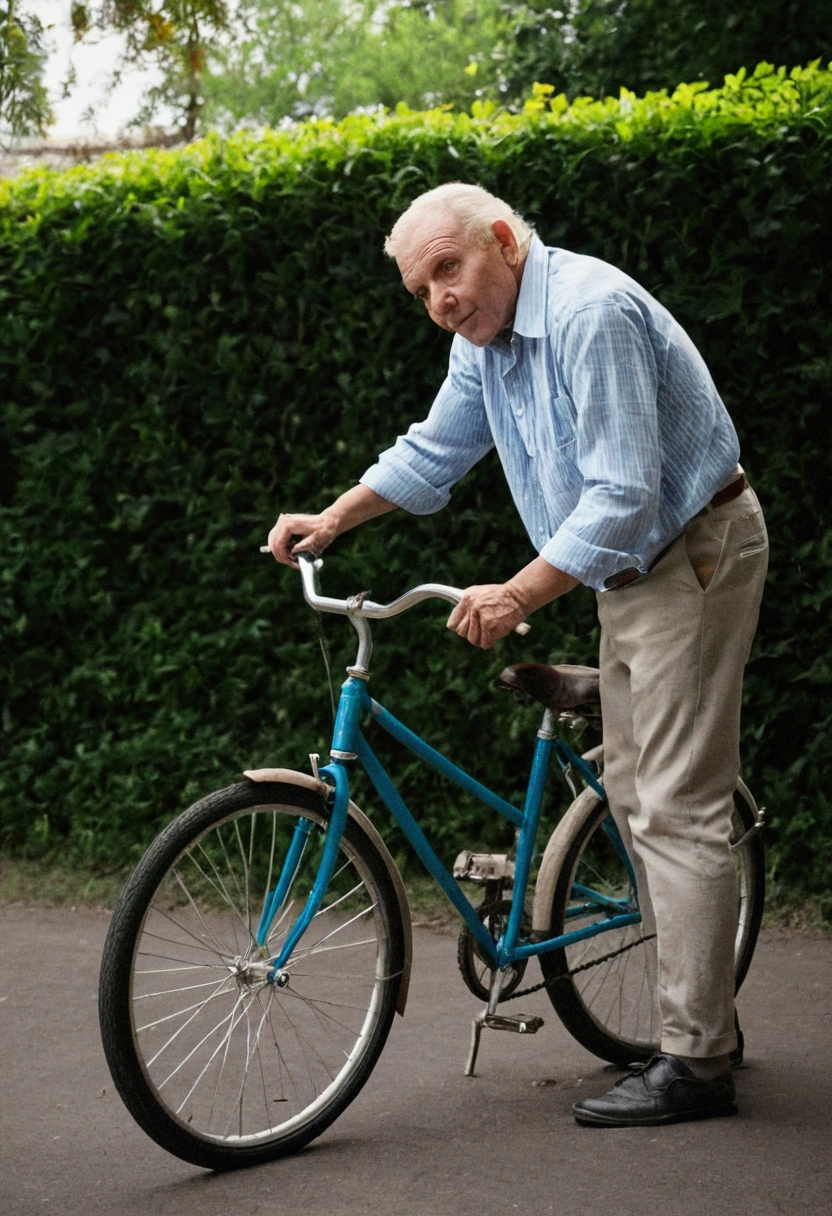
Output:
[531, 393, 571, 452]
[538, 434, 585, 518]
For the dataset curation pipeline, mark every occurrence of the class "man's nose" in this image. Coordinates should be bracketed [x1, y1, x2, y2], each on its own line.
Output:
[428, 283, 455, 317]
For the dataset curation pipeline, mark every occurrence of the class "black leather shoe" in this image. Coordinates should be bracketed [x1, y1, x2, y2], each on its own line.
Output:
[573, 1054, 738, 1127]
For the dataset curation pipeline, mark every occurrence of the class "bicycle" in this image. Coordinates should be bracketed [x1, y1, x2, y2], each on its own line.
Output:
[98, 553, 765, 1170]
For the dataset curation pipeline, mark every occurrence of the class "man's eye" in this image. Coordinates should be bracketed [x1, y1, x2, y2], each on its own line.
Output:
[443, 261, 456, 273]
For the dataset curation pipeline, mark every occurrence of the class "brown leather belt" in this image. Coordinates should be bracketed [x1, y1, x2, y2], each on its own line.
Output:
[708, 473, 748, 510]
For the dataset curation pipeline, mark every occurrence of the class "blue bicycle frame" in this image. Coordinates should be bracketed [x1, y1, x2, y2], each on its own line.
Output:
[264, 671, 641, 975]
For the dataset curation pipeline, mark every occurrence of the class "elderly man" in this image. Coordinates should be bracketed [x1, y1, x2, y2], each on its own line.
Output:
[268, 182, 768, 1127]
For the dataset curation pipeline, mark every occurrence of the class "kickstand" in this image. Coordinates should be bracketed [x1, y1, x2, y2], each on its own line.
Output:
[465, 1013, 485, 1077]
[464, 966, 507, 1078]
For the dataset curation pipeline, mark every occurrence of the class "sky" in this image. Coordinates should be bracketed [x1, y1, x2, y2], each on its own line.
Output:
[30, 1, 172, 141]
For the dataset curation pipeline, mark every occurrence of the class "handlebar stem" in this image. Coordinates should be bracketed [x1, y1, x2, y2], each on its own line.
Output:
[348, 612, 373, 675]
[298, 552, 465, 679]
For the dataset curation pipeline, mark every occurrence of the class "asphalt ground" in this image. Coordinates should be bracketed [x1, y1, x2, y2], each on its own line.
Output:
[1, 903, 830, 1216]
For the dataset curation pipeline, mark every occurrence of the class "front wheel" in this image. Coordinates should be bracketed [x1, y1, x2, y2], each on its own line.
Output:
[538, 783, 765, 1066]
[99, 781, 405, 1170]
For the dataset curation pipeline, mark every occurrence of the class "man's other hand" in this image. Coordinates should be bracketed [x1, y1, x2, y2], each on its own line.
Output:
[446, 583, 528, 649]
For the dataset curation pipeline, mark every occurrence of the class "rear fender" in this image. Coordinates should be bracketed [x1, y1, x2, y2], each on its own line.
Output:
[532, 785, 601, 936]
[242, 767, 412, 1015]
[532, 744, 604, 937]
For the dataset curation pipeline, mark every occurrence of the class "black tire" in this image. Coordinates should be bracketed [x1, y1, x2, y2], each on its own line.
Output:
[99, 781, 405, 1170]
[539, 784, 765, 1066]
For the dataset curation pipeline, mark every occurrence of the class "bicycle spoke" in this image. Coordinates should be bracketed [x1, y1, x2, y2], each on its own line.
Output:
[293, 936, 378, 959]
[143, 986, 237, 1070]
[173, 993, 253, 1113]
[278, 986, 371, 1038]
[137, 949, 229, 969]
[235, 989, 279, 1136]
[144, 903, 230, 962]
[136, 964, 216, 975]
[137, 978, 236, 1037]
[221, 999, 259, 1139]
[285, 969, 388, 981]
[277, 999, 325, 1097]
[187, 840, 254, 950]
[135, 976, 234, 1000]
[252, 989, 277, 1134]
[264, 998, 300, 1109]
[289, 903, 377, 961]
[259, 812, 279, 937]
[208, 992, 241, 1134]
[281, 988, 372, 1015]
[139, 926, 228, 960]
[265, 860, 356, 948]
[170, 867, 231, 958]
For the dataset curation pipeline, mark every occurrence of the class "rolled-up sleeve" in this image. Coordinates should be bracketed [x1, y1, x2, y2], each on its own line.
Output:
[541, 296, 662, 589]
[360, 337, 494, 514]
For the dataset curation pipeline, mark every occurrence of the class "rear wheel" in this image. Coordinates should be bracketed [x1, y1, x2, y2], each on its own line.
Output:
[539, 783, 764, 1065]
[99, 781, 405, 1170]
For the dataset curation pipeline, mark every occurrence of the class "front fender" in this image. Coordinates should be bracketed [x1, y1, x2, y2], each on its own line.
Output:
[242, 767, 412, 1015]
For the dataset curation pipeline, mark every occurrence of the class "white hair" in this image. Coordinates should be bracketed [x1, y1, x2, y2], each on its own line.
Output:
[384, 182, 534, 260]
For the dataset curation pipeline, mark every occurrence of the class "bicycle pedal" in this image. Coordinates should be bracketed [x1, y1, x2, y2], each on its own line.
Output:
[453, 850, 515, 885]
[483, 1012, 544, 1034]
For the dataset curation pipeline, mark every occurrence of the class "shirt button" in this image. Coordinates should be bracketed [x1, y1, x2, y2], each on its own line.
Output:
[516, 407, 524, 417]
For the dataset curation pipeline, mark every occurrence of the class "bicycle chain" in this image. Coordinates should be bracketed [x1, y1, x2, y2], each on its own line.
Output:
[500, 933, 657, 1003]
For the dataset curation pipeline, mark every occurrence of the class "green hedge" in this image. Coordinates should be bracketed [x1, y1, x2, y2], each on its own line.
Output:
[1, 63, 831, 898]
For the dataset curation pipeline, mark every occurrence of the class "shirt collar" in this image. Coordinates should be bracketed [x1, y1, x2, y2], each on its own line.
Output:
[511, 233, 549, 339]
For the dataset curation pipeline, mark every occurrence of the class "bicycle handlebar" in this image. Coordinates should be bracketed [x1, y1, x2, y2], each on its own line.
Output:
[296, 552, 465, 618]
[259, 549, 530, 634]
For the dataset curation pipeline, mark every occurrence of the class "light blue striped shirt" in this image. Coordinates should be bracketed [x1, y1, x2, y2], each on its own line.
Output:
[360, 235, 740, 591]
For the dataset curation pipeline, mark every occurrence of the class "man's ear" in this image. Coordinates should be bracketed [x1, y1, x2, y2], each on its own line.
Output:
[492, 219, 519, 265]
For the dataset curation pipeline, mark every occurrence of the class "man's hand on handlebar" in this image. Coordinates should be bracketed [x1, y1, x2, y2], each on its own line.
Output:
[267, 512, 338, 568]
[446, 559, 579, 648]
[447, 583, 529, 650]
[267, 486, 400, 567]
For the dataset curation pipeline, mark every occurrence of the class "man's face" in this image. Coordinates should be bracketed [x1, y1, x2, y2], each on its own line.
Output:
[396, 212, 522, 347]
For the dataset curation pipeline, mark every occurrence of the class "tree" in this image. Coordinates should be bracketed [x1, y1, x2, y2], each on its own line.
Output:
[0, 1, 51, 145]
[71, 1, 232, 140]
[495, 0, 832, 105]
[202, 0, 507, 128]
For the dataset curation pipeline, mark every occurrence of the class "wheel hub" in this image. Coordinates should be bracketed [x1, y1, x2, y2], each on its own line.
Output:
[230, 955, 275, 990]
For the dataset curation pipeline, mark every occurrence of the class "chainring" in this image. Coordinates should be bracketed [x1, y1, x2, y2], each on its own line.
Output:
[456, 898, 530, 1002]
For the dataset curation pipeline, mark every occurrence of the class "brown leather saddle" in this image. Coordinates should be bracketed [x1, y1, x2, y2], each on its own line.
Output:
[495, 663, 602, 720]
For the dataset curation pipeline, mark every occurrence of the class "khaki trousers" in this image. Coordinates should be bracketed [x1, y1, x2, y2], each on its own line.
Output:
[596, 486, 768, 1057]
